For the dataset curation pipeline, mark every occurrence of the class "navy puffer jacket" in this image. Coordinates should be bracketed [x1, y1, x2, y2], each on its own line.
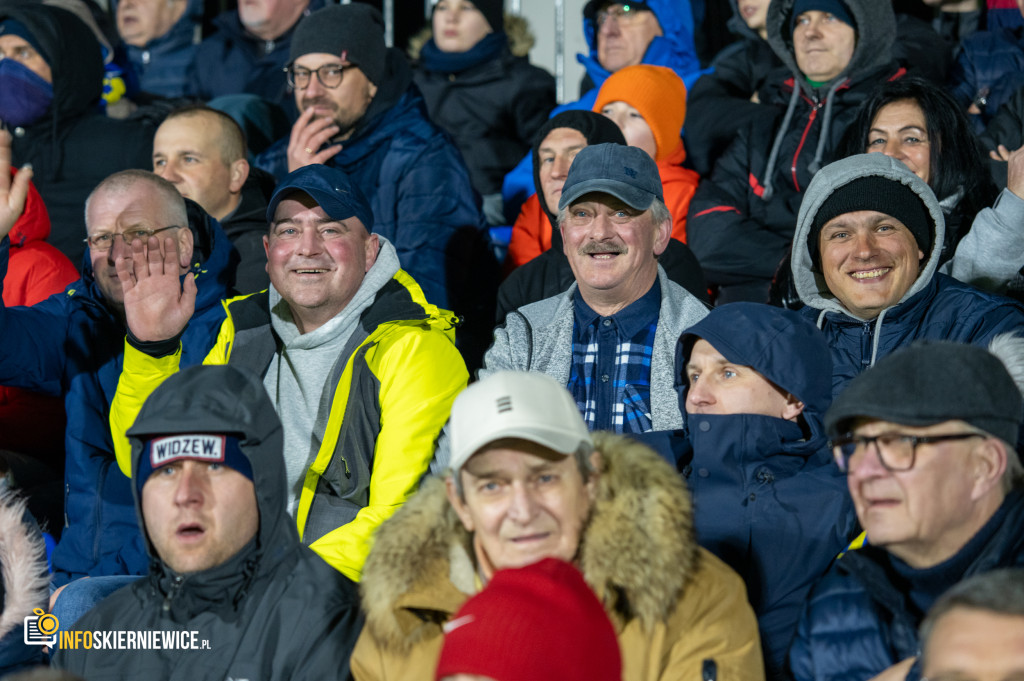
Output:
[789, 490, 1024, 681]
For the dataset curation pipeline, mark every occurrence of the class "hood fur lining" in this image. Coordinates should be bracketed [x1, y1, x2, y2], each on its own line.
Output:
[0, 489, 48, 640]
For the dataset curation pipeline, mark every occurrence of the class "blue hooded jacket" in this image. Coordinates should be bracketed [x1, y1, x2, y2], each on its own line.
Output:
[257, 52, 485, 310]
[0, 200, 238, 585]
[501, 0, 710, 215]
[638, 302, 857, 680]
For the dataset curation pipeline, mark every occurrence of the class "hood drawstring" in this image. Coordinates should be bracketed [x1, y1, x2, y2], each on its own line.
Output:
[869, 308, 889, 368]
[761, 84, 801, 202]
[808, 79, 845, 175]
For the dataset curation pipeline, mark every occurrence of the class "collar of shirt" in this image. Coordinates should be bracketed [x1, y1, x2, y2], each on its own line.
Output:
[573, 277, 662, 338]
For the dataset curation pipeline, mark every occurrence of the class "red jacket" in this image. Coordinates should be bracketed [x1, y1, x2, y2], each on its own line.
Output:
[0, 172, 79, 460]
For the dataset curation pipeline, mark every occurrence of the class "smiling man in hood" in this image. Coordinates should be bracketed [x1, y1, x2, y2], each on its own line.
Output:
[790, 152, 1024, 398]
[53, 364, 362, 680]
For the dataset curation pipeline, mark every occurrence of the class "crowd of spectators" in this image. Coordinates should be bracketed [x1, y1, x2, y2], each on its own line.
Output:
[0, 0, 1022, 679]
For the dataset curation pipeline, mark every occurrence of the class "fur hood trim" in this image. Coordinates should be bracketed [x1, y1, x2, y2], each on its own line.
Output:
[360, 432, 699, 652]
[408, 13, 535, 60]
[0, 489, 48, 640]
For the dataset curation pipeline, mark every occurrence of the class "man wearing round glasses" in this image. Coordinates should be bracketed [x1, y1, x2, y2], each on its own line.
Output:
[255, 2, 485, 324]
[789, 338, 1024, 681]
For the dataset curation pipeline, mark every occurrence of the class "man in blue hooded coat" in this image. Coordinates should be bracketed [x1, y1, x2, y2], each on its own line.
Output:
[639, 302, 857, 680]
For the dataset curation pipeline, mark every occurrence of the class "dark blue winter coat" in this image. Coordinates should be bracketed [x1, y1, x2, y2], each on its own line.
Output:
[257, 53, 485, 310]
[791, 154, 1024, 400]
[501, 0, 710, 215]
[789, 490, 1024, 681]
[0, 203, 237, 585]
[185, 0, 324, 117]
[637, 303, 858, 680]
[122, 0, 201, 98]
[949, 26, 1024, 133]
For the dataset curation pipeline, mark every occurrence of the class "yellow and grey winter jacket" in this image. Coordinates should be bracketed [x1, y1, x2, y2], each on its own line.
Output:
[110, 267, 468, 582]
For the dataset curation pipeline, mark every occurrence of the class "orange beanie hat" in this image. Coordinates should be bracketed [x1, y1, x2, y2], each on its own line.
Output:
[593, 64, 686, 162]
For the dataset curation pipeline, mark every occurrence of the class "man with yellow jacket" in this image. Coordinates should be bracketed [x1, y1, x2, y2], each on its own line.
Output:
[109, 164, 468, 582]
[353, 371, 765, 681]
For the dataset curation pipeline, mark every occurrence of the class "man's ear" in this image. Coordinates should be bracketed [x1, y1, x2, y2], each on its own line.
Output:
[445, 475, 475, 532]
[782, 393, 805, 422]
[176, 224, 195, 271]
[970, 437, 1008, 501]
[653, 217, 672, 256]
[228, 159, 249, 194]
[364, 233, 380, 272]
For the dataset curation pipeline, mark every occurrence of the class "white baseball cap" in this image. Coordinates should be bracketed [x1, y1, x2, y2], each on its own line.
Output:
[449, 371, 593, 474]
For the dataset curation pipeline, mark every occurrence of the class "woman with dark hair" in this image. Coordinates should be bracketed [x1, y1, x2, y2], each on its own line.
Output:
[837, 76, 1024, 294]
[838, 76, 997, 263]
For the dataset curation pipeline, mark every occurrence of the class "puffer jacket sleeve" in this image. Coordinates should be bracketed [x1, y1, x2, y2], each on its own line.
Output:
[378, 140, 485, 311]
[306, 326, 468, 581]
[0, 237, 70, 396]
[110, 342, 185, 477]
[943, 188, 1024, 291]
[110, 316, 234, 477]
[980, 86, 1024, 152]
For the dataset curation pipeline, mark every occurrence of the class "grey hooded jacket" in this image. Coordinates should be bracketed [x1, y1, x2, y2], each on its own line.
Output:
[791, 153, 1024, 398]
[53, 365, 362, 680]
[480, 266, 709, 431]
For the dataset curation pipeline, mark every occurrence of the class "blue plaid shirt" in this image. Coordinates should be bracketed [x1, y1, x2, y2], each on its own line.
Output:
[568, 279, 661, 433]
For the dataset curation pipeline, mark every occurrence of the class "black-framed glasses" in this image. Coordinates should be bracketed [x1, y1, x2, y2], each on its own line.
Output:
[285, 63, 351, 90]
[83, 225, 181, 252]
[596, 4, 651, 28]
[830, 432, 985, 473]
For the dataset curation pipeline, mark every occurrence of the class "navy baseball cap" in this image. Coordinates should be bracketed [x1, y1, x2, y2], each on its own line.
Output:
[558, 143, 664, 212]
[266, 164, 374, 232]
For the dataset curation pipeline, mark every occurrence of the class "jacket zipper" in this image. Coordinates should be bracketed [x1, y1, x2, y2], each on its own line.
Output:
[162, 575, 184, 612]
[791, 101, 823, 192]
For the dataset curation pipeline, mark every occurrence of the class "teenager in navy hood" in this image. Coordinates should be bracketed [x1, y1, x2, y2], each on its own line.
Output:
[0, 1, 155, 267]
[638, 303, 856, 680]
[53, 365, 362, 680]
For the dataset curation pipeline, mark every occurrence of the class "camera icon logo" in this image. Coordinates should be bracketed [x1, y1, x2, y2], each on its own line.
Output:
[24, 607, 59, 646]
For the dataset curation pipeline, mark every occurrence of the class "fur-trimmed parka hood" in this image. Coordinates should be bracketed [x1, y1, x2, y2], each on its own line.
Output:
[360, 432, 700, 653]
[0, 488, 48, 642]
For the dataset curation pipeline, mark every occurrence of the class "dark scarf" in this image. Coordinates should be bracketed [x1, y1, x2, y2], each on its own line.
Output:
[418, 31, 507, 75]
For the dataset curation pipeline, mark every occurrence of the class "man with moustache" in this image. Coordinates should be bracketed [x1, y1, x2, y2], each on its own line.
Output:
[482, 143, 708, 434]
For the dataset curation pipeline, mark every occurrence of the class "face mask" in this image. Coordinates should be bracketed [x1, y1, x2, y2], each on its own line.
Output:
[0, 58, 53, 127]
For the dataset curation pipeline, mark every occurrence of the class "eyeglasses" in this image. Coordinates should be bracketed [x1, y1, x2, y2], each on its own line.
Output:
[596, 4, 651, 28]
[830, 432, 984, 473]
[84, 225, 181, 251]
[285, 63, 352, 90]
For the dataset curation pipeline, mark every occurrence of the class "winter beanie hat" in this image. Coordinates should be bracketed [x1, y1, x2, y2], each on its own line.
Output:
[289, 4, 387, 85]
[790, 0, 855, 31]
[808, 174, 933, 268]
[593, 64, 686, 162]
